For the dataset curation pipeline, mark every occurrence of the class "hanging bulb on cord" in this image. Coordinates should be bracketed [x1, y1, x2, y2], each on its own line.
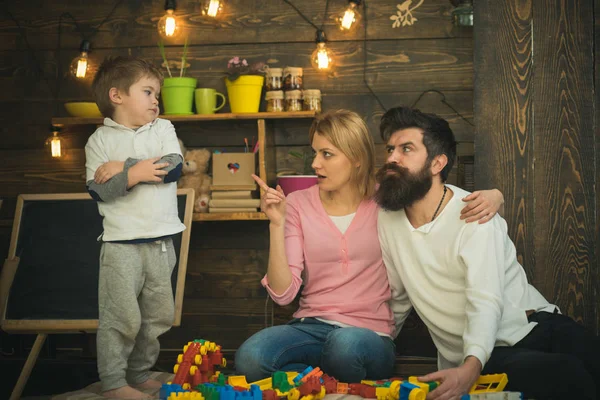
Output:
[46, 126, 63, 158]
[450, 0, 473, 26]
[70, 40, 91, 79]
[337, 0, 361, 31]
[202, 0, 223, 18]
[158, 0, 181, 39]
[311, 30, 335, 72]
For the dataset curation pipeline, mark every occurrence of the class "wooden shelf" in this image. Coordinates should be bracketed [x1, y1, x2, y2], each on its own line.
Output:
[51, 112, 315, 222]
[193, 211, 268, 221]
[51, 111, 316, 126]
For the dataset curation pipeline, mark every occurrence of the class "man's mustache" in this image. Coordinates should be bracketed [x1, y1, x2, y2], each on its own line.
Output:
[376, 163, 407, 180]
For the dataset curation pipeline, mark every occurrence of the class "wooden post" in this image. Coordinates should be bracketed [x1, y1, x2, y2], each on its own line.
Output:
[474, 0, 598, 331]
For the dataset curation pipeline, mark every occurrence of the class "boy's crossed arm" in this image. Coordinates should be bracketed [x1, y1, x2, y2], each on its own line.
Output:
[87, 154, 182, 202]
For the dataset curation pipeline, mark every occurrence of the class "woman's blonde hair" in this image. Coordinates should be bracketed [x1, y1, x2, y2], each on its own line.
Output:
[309, 109, 376, 199]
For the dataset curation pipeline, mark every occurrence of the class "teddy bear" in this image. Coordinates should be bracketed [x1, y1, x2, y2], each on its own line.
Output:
[177, 146, 212, 213]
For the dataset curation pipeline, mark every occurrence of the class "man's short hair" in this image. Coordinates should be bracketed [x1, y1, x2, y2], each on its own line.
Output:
[92, 56, 163, 118]
[379, 107, 457, 182]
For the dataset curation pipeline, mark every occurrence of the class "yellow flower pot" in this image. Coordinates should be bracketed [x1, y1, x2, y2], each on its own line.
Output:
[225, 75, 264, 113]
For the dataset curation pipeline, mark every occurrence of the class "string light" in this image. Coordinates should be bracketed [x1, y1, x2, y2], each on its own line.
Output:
[337, 0, 361, 31]
[451, 0, 473, 27]
[46, 127, 63, 158]
[70, 40, 91, 79]
[311, 30, 335, 72]
[158, 0, 181, 39]
[202, 0, 223, 18]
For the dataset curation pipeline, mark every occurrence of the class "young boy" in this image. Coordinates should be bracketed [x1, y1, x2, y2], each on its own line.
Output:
[85, 56, 184, 399]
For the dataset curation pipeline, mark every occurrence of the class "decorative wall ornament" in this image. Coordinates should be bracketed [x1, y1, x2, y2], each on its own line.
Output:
[390, 0, 424, 28]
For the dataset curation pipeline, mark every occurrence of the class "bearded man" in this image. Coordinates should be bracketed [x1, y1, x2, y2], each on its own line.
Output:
[375, 106, 599, 400]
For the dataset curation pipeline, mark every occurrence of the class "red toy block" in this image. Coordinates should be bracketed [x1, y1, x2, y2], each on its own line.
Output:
[173, 342, 202, 387]
[336, 382, 349, 394]
[299, 376, 322, 396]
[262, 389, 278, 400]
[348, 383, 376, 398]
[322, 375, 338, 394]
[301, 367, 323, 383]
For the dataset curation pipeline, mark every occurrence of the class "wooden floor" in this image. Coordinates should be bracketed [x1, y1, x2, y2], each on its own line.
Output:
[0, 355, 436, 398]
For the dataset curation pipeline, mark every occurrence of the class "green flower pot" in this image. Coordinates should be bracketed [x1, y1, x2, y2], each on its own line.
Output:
[161, 77, 197, 115]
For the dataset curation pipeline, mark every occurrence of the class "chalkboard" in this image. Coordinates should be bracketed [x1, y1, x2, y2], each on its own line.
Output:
[0, 189, 194, 333]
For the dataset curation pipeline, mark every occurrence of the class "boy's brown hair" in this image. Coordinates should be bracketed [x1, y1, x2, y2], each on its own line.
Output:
[92, 56, 163, 118]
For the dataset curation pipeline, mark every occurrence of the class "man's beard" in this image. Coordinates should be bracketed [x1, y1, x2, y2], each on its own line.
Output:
[374, 162, 433, 211]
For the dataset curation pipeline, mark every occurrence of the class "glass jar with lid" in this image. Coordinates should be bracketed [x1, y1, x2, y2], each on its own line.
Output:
[265, 90, 284, 112]
[284, 90, 303, 112]
[265, 67, 283, 91]
[283, 67, 303, 91]
[302, 89, 322, 113]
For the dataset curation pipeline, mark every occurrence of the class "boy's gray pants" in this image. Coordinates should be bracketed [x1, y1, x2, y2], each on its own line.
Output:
[97, 238, 176, 392]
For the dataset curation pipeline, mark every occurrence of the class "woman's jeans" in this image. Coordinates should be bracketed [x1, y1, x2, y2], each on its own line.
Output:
[235, 317, 396, 383]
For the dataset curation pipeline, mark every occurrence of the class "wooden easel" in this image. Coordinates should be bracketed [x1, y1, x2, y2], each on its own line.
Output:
[0, 190, 194, 399]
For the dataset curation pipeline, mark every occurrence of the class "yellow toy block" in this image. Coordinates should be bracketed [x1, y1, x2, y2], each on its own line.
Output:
[286, 371, 299, 385]
[228, 375, 250, 389]
[376, 386, 390, 400]
[470, 374, 508, 394]
[168, 392, 205, 400]
[249, 377, 273, 390]
[407, 377, 432, 395]
[298, 386, 326, 400]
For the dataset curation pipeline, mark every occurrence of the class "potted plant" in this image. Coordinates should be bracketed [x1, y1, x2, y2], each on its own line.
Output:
[159, 39, 197, 115]
[224, 56, 266, 113]
[276, 149, 318, 195]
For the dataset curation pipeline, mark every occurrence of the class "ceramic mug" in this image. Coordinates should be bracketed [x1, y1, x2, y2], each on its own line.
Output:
[195, 88, 226, 114]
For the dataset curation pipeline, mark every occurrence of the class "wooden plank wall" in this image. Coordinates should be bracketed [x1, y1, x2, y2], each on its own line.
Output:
[475, 0, 599, 333]
[0, 0, 474, 364]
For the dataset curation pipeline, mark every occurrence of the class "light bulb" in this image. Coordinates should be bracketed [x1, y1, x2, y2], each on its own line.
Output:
[158, 0, 181, 39]
[202, 0, 223, 18]
[311, 30, 335, 72]
[46, 129, 63, 158]
[451, 0, 473, 26]
[338, 1, 361, 31]
[70, 40, 91, 79]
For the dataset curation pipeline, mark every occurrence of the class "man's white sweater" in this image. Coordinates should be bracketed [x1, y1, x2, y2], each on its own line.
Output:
[378, 184, 556, 370]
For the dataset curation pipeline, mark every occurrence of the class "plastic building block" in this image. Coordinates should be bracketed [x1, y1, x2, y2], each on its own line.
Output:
[262, 389, 278, 400]
[469, 374, 508, 394]
[160, 383, 188, 400]
[301, 367, 323, 384]
[172, 340, 227, 389]
[168, 393, 206, 400]
[407, 377, 438, 394]
[273, 371, 293, 392]
[298, 376, 322, 397]
[321, 374, 338, 394]
[336, 382, 349, 394]
[249, 384, 262, 400]
[173, 342, 203, 388]
[248, 377, 273, 390]
[293, 367, 314, 385]
[399, 382, 426, 400]
[461, 393, 523, 400]
[228, 376, 250, 389]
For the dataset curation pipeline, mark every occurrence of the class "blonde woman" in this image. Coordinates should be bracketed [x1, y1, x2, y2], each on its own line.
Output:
[235, 110, 504, 383]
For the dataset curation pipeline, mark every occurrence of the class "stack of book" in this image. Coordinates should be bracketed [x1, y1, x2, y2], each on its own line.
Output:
[208, 184, 261, 213]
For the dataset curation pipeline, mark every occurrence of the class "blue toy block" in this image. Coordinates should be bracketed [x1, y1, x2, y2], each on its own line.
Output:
[293, 366, 314, 385]
[399, 382, 419, 400]
[249, 384, 262, 400]
[160, 383, 187, 400]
